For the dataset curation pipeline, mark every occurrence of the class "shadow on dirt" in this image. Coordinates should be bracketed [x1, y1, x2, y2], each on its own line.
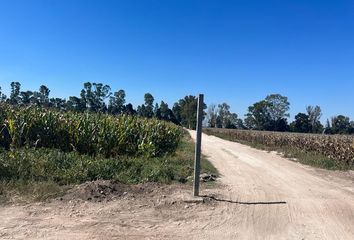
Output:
[200, 195, 287, 205]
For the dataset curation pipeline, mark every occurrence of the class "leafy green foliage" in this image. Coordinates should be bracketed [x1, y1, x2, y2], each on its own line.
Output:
[329, 115, 353, 134]
[265, 94, 290, 120]
[244, 100, 273, 130]
[245, 94, 290, 131]
[0, 104, 182, 158]
[0, 133, 217, 185]
[173, 95, 207, 129]
[108, 89, 126, 114]
[306, 105, 323, 133]
[137, 93, 155, 118]
[290, 113, 312, 133]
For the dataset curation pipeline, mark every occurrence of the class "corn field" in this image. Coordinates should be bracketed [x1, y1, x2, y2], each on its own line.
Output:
[204, 128, 354, 167]
[0, 104, 182, 157]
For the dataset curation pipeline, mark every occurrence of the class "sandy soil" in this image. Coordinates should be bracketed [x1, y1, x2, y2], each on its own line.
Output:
[1, 131, 354, 240]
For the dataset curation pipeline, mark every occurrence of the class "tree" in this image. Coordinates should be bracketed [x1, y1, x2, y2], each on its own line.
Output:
[173, 95, 206, 129]
[244, 100, 273, 130]
[235, 118, 246, 129]
[0, 87, 7, 102]
[124, 103, 136, 115]
[108, 90, 126, 114]
[265, 94, 290, 121]
[159, 101, 169, 119]
[153, 103, 159, 118]
[67, 96, 86, 112]
[350, 121, 354, 134]
[324, 119, 332, 134]
[144, 93, 154, 118]
[154, 101, 178, 123]
[20, 91, 34, 105]
[266, 94, 290, 131]
[9, 82, 21, 105]
[331, 115, 351, 134]
[206, 104, 218, 128]
[215, 103, 239, 128]
[137, 93, 155, 118]
[79, 88, 87, 111]
[245, 94, 290, 131]
[306, 105, 323, 133]
[172, 103, 182, 124]
[38, 85, 50, 106]
[137, 105, 146, 117]
[80, 82, 111, 112]
[178, 95, 198, 129]
[226, 113, 239, 129]
[50, 98, 67, 110]
[290, 113, 311, 133]
[217, 103, 231, 128]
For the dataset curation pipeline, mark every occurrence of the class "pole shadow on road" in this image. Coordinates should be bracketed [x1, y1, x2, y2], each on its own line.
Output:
[200, 195, 287, 205]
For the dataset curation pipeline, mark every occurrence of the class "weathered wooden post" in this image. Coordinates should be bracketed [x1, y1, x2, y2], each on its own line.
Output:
[193, 94, 204, 197]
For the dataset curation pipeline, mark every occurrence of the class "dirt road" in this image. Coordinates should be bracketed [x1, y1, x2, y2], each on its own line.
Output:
[1, 131, 354, 239]
[191, 131, 354, 240]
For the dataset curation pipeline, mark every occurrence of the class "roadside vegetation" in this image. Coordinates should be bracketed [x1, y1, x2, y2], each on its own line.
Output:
[0, 104, 217, 203]
[0, 132, 217, 203]
[0, 128, 216, 185]
[0, 104, 181, 157]
[1, 80, 352, 201]
[204, 128, 354, 170]
[0, 81, 219, 203]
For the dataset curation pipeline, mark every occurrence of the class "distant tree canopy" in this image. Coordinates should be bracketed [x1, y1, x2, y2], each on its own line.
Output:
[306, 105, 323, 133]
[0, 87, 7, 102]
[325, 115, 354, 135]
[172, 95, 207, 130]
[108, 90, 126, 115]
[290, 113, 312, 133]
[1, 82, 353, 134]
[80, 82, 111, 112]
[0, 81, 180, 125]
[244, 94, 290, 132]
[289, 106, 324, 134]
[137, 93, 155, 118]
[205, 103, 244, 129]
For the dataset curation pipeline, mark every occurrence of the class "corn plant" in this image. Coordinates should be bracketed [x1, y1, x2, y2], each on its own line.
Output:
[0, 104, 182, 157]
[204, 128, 354, 167]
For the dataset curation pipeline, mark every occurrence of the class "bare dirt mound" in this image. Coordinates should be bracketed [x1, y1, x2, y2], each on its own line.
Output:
[61, 180, 156, 202]
[60, 180, 214, 204]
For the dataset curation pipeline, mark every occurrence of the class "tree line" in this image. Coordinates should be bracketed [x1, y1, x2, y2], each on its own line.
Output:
[205, 94, 354, 135]
[1, 82, 353, 134]
[0, 82, 203, 129]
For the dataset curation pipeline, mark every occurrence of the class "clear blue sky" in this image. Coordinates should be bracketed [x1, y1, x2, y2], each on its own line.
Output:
[0, 0, 353, 121]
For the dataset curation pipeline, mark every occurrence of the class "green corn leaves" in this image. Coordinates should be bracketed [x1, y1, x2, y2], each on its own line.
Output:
[0, 104, 182, 158]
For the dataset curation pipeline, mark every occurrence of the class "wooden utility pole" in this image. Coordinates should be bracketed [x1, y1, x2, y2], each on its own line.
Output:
[193, 94, 204, 197]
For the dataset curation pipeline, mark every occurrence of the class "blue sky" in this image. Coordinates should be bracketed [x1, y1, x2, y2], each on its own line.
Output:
[0, 0, 353, 121]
